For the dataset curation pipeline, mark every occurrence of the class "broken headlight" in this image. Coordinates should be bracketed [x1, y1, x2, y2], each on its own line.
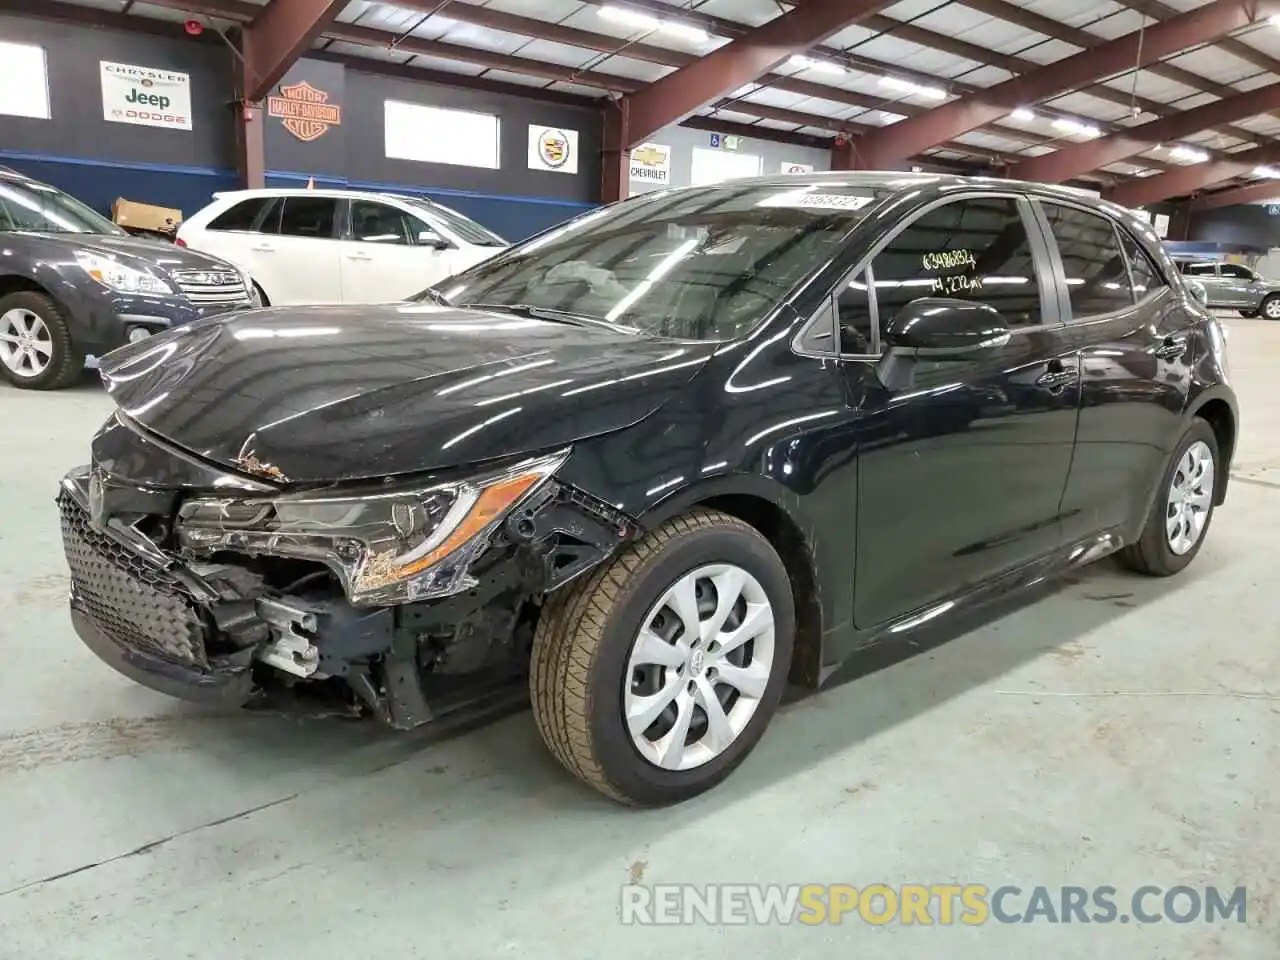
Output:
[176, 449, 568, 606]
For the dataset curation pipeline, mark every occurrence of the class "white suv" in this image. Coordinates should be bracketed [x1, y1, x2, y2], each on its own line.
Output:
[176, 188, 508, 306]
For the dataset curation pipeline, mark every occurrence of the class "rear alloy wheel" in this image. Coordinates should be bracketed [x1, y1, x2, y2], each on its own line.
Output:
[0, 292, 83, 390]
[1119, 419, 1219, 576]
[531, 508, 794, 806]
[1262, 295, 1280, 320]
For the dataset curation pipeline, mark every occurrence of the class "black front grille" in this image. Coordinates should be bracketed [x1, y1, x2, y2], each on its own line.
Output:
[58, 491, 208, 667]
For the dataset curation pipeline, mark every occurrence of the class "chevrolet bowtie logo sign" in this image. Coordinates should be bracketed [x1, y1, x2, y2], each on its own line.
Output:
[268, 82, 342, 142]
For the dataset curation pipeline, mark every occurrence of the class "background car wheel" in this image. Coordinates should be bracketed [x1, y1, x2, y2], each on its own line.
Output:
[1262, 295, 1280, 320]
[1238, 309, 1257, 318]
[531, 508, 795, 806]
[1119, 419, 1219, 577]
[0, 292, 84, 390]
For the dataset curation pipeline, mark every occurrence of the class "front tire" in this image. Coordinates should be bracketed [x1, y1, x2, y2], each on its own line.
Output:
[1261, 294, 1280, 321]
[531, 508, 795, 806]
[0, 292, 84, 390]
[1119, 419, 1219, 576]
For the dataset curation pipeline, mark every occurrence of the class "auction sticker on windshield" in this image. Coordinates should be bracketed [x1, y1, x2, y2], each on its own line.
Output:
[758, 191, 876, 212]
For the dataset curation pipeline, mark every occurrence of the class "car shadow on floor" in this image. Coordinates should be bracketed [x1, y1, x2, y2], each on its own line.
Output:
[136, 552, 1218, 820]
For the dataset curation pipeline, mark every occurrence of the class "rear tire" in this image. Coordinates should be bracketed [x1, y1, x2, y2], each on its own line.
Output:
[0, 292, 84, 390]
[531, 508, 794, 806]
[1239, 309, 1257, 318]
[1119, 419, 1219, 576]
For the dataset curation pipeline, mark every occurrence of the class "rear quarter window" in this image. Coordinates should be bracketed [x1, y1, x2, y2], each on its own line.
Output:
[207, 197, 274, 232]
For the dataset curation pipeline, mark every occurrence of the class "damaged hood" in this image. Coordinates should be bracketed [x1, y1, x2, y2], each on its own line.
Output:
[99, 304, 715, 484]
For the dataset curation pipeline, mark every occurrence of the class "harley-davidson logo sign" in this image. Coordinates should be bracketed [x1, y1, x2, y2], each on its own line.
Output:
[267, 82, 342, 142]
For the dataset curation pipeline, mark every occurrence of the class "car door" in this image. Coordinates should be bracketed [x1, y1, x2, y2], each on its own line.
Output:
[1217, 262, 1259, 308]
[253, 195, 343, 305]
[182, 195, 276, 282]
[340, 198, 459, 303]
[840, 193, 1081, 629]
[1034, 200, 1193, 544]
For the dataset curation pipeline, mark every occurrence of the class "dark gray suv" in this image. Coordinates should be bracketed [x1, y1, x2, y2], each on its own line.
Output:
[0, 169, 254, 390]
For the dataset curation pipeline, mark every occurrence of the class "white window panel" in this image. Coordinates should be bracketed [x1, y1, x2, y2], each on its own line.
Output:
[1042, 91, 1129, 122]
[1162, 49, 1256, 86]
[883, 0, 958, 19]
[479, 0, 584, 17]
[823, 23, 876, 48]
[690, 147, 762, 184]
[1100, 70, 1201, 106]
[1019, 145, 1056, 157]
[0, 41, 50, 119]
[677, 0, 779, 27]
[546, 81, 610, 98]
[593, 56, 673, 83]
[960, 66, 1016, 88]
[851, 37, 980, 80]
[787, 96, 864, 119]
[514, 38, 604, 68]
[710, 110, 763, 125]
[951, 130, 1027, 152]
[752, 118, 803, 131]
[394, 53, 488, 75]
[479, 70, 552, 88]
[384, 100, 501, 168]
[1075, 7, 1145, 38]
[741, 88, 814, 110]
[433, 23, 536, 55]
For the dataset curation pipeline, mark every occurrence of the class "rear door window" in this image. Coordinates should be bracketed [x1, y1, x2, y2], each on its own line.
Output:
[1040, 202, 1133, 318]
[277, 196, 338, 239]
[1117, 231, 1168, 302]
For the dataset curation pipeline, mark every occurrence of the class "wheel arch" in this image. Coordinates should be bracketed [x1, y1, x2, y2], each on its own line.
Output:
[1187, 392, 1236, 504]
[640, 475, 824, 690]
[0, 274, 54, 301]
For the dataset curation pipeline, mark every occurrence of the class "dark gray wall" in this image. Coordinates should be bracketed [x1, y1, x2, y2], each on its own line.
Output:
[0, 13, 235, 171]
[338, 67, 602, 204]
[1190, 204, 1280, 248]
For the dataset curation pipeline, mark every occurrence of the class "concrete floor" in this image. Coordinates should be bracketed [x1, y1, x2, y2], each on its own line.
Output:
[1, 319, 1277, 958]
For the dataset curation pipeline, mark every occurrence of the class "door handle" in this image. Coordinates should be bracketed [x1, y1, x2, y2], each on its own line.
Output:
[1154, 335, 1189, 361]
[249, 244, 275, 253]
[1035, 359, 1078, 390]
[347, 252, 373, 261]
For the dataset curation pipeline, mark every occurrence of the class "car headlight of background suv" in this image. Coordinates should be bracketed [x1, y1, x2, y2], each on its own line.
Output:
[175, 449, 569, 606]
[74, 250, 175, 296]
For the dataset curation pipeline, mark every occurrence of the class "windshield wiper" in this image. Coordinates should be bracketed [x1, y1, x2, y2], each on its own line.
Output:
[417, 287, 452, 306]
[463, 303, 637, 334]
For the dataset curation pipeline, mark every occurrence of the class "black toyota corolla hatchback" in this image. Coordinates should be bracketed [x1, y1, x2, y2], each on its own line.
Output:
[60, 173, 1236, 805]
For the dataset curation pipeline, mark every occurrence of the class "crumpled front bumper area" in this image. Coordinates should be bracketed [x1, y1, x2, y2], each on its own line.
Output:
[58, 476, 255, 706]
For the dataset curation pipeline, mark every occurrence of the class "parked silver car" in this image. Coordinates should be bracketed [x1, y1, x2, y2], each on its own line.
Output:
[1175, 259, 1280, 318]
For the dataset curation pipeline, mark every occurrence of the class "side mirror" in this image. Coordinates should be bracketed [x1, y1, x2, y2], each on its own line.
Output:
[1185, 278, 1208, 305]
[418, 230, 452, 251]
[882, 298, 1011, 359]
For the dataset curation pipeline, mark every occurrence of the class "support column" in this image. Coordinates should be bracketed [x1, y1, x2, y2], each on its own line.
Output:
[830, 138, 854, 171]
[601, 102, 630, 205]
[233, 100, 266, 190]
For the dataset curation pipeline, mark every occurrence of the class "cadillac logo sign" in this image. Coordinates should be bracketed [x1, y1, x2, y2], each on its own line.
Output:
[268, 82, 342, 142]
[538, 129, 571, 169]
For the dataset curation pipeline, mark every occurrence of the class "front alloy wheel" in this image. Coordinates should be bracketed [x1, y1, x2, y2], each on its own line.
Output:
[0, 308, 52, 379]
[532, 508, 795, 805]
[1263, 295, 1280, 320]
[0, 292, 83, 390]
[625, 563, 775, 771]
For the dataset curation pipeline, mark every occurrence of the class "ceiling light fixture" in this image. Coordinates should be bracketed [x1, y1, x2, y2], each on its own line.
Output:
[787, 55, 845, 75]
[1254, 165, 1280, 178]
[879, 75, 947, 100]
[1010, 108, 1035, 122]
[1052, 117, 1101, 138]
[597, 5, 709, 41]
[1169, 144, 1209, 163]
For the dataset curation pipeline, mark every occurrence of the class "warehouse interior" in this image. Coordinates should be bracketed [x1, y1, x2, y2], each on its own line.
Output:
[2, 0, 1279, 956]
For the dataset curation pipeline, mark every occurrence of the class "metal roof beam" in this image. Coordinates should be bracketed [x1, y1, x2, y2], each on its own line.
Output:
[242, 0, 348, 102]
[1107, 141, 1280, 207]
[1011, 81, 1280, 182]
[850, 0, 1280, 169]
[1188, 180, 1280, 210]
[614, 0, 894, 149]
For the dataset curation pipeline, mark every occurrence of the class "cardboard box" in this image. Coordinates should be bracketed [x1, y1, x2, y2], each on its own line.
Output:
[112, 198, 182, 235]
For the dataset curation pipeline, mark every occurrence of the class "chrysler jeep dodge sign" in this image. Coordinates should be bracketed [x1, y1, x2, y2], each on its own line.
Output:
[100, 61, 192, 131]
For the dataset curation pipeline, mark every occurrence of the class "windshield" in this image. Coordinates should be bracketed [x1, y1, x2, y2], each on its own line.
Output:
[0, 178, 124, 235]
[399, 196, 506, 247]
[427, 182, 885, 341]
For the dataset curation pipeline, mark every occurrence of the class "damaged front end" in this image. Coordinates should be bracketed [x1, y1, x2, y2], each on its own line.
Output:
[59, 421, 633, 728]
